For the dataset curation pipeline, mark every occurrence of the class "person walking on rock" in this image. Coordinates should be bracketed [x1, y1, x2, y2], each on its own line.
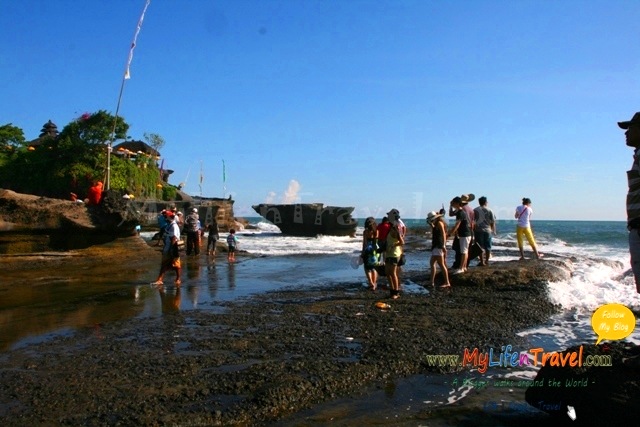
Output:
[515, 197, 542, 260]
[473, 196, 496, 266]
[448, 196, 473, 274]
[427, 211, 450, 288]
[362, 217, 380, 291]
[385, 218, 404, 299]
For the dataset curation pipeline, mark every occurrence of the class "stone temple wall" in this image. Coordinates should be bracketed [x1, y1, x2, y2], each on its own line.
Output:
[136, 198, 235, 231]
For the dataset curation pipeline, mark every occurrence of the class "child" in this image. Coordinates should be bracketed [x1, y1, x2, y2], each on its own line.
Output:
[226, 229, 238, 262]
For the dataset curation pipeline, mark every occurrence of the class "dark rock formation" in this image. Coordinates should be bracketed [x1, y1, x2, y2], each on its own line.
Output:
[524, 341, 640, 425]
[252, 203, 358, 237]
[0, 188, 142, 250]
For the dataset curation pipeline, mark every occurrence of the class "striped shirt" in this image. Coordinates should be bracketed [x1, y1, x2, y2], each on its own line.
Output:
[628, 148, 640, 224]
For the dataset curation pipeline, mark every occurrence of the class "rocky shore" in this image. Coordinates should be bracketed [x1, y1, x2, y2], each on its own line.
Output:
[0, 241, 568, 426]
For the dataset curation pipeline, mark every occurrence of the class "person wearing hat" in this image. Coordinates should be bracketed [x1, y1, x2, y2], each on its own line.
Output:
[618, 112, 640, 293]
[448, 196, 474, 274]
[427, 211, 451, 287]
[184, 207, 201, 256]
[448, 194, 475, 272]
[459, 194, 476, 232]
[384, 214, 405, 299]
[361, 217, 380, 291]
[152, 210, 182, 286]
[387, 208, 406, 237]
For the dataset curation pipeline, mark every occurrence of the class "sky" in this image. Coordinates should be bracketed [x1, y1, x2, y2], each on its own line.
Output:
[2, 0, 639, 221]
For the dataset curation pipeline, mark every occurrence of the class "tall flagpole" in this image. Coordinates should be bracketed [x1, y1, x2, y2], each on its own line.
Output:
[199, 160, 203, 198]
[222, 159, 226, 198]
[107, 0, 151, 190]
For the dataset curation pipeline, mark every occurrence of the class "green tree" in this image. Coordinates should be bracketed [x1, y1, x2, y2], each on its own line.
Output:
[144, 132, 165, 154]
[53, 111, 129, 194]
[0, 124, 26, 167]
[0, 123, 26, 148]
[0, 112, 171, 200]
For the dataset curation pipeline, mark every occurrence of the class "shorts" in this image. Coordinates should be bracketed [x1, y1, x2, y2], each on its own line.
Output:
[162, 255, 181, 269]
[228, 245, 236, 253]
[474, 230, 492, 251]
[385, 257, 399, 265]
[432, 248, 445, 257]
[458, 236, 472, 254]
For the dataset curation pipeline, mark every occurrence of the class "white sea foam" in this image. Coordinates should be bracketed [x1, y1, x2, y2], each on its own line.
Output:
[492, 231, 640, 347]
[224, 221, 361, 256]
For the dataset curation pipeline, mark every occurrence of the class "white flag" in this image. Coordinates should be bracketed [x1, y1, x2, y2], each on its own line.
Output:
[124, 0, 151, 80]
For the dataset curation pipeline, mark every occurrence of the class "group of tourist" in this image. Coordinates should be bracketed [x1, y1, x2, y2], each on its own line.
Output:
[362, 196, 543, 296]
[361, 208, 406, 299]
[152, 206, 236, 287]
[428, 194, 542, 287]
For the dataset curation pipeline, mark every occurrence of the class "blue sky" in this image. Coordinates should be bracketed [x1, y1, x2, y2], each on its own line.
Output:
[2, 0, 639, 220]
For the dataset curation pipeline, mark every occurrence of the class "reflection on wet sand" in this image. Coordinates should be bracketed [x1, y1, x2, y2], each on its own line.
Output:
[2, 234, 343, 352]
[1, 236, 159, 351]
[158, 286, 181, 313]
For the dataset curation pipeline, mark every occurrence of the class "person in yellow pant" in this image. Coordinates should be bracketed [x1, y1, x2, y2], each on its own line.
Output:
[514, 198, 542, 260]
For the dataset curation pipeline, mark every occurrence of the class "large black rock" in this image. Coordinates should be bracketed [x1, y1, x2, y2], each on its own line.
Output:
[252, 203, 357, 237]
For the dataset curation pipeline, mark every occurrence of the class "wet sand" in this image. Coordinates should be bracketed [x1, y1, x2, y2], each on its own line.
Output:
[0, 236, 560, 425]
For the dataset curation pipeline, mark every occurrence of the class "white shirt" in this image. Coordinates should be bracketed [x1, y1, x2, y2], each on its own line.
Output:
[515, 205, 532, 228]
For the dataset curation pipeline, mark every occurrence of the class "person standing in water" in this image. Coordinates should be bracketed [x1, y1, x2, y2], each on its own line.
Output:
[152, 210, 182, 286]
[206, 218, 220, 257]
[226, 229, 239, 262]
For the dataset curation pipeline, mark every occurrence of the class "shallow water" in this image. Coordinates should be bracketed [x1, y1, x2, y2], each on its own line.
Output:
[1, 235, 373, 351]
[275, 373, 549, 426]
[1, 229, 442, 352]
